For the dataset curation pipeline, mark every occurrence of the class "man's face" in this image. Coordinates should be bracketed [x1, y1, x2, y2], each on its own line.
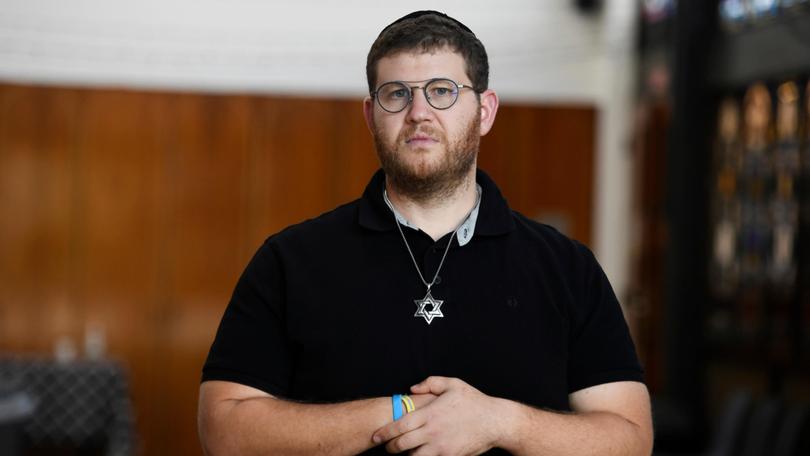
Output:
[363, 48, 495, 199]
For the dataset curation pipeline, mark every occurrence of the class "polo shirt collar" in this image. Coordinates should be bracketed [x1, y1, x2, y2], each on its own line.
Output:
[358, 168, 515, 236]
[383, 185, 481, 246]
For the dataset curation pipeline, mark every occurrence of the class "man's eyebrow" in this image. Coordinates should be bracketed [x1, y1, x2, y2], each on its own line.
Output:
[377, 78, 462, 85]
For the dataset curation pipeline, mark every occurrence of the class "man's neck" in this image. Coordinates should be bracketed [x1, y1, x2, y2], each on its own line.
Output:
[385, 169, 478, 241]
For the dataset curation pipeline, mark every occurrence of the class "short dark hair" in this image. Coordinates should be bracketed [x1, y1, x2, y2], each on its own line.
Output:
[366, 11, 489, 95]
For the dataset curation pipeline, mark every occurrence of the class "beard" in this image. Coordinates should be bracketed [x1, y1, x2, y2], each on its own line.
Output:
[372, 111, 480, 203]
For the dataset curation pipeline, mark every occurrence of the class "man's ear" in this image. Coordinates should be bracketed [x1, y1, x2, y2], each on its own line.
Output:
[478, 89, 499, 137]
[363, 96, 375, 134]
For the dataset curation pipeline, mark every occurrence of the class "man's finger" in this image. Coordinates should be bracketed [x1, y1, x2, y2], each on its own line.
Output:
[411, 376, 451, 395]
[372, 409, 427, 444]
[384, 427, 429, 454]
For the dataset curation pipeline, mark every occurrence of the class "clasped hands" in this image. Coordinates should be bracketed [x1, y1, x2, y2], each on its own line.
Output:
[372, 376, 506, 456]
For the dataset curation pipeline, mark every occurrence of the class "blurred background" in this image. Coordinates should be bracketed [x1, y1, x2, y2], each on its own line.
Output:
[0, 0, 809, 455]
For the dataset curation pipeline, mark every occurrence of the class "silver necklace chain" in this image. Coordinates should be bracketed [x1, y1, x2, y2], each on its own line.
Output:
[388, 190, 480, 291]
[393, 216, 457, 291]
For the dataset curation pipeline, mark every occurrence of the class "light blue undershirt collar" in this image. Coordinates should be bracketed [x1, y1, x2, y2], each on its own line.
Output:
[382, 184, 482, 247]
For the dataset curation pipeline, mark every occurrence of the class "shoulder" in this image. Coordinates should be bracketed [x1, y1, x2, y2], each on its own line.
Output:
[242, 198, 369, 274]
[236, 199, 364, 286]
[505, 211, 609, 310]
[265, 198, 362, 246]
[508, 210, 597, 271]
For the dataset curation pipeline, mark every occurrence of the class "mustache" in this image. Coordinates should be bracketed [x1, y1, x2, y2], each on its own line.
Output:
[398, 126, 443, 144]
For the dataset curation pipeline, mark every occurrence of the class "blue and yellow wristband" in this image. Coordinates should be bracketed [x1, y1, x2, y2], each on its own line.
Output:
[392, 394, 415, 421]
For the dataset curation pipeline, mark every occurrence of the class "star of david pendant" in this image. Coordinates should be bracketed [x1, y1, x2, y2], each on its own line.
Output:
[414, 290, 444, 324]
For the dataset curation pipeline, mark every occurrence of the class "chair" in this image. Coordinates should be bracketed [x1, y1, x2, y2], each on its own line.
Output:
[0, 388, 36, 456]
[0, 356, 136, 456]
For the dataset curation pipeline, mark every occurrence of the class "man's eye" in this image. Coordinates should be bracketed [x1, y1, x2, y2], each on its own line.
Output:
[391, 89, 408, 98]
[430, 87, 454, 97]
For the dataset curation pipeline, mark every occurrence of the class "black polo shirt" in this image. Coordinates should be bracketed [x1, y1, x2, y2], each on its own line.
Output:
[202, 169, 643, 452]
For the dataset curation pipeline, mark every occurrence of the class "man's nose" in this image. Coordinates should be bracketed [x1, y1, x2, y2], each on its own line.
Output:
[405, 88, 433, 123]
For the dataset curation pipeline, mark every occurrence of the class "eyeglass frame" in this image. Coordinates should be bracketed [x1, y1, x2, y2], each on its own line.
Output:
[370, 78, 477, 113]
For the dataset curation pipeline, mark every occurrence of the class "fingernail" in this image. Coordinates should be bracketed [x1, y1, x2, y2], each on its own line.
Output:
[373, 435, 382, 444]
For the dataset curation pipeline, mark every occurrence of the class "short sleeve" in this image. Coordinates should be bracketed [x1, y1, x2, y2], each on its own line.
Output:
[566, 243, 644, 393]
[201, 239, 293, 397]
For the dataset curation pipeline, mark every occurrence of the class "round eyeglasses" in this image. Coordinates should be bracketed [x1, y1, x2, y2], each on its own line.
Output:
[372, 78, 475, 113]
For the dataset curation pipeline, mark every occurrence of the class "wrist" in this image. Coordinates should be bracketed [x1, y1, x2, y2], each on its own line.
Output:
[391, 394, 417, 421]
[490, 397, 526, 451]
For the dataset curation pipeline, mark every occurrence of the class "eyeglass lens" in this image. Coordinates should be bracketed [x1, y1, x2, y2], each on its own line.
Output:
[376, 79, 460, 112]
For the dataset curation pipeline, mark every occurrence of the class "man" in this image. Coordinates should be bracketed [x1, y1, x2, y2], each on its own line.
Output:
[199, 10, 652, 456]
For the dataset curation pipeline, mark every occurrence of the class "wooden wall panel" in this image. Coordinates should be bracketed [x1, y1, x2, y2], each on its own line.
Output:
[0, 83, 594, 455]
[0, 86, 82, 352]
[1, 85, 40, 350]
[479, 104, 596, 244]
[38, 89, 82, 351]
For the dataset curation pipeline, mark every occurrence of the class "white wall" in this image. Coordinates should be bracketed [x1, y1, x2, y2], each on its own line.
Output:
[0, 0, 637, 298]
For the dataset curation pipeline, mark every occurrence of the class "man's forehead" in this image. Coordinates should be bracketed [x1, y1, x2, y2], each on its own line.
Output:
[375, 55, 468, 86]
[376, 48, 466, 72]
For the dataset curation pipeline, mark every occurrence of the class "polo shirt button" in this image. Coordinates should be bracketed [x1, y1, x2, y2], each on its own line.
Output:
[434, 276, 442, 284]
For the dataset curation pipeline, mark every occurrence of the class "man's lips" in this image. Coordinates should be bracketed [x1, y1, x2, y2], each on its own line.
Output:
[405, 135, 438, 144]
